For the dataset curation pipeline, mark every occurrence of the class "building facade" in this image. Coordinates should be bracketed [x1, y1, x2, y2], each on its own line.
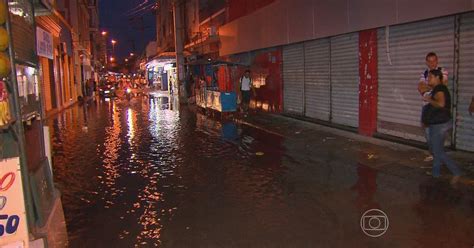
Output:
[87, 0, 102, 80]
[36, 6, 76, 115]
[219, 0, 474, 152]
[58, 0, 93, 98]
[152, 0, 474, 152]
[35, 0, 100, 115]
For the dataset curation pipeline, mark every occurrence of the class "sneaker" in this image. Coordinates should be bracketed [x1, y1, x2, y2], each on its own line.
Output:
[424, 155, 433, 162]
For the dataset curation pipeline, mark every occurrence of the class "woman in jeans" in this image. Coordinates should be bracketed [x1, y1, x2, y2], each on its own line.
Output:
[423, 69, 462, 183]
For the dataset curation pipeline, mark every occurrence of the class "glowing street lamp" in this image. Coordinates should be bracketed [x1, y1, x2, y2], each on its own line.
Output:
[110, 57, 115, 62]
[102, 31, 108, 65]
[130, 53, 134, 57]
[111, 39, 117, 54]
[125, 58, 129, 62]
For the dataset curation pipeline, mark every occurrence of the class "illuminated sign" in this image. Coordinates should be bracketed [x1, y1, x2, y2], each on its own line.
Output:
[36, 27, 53, 59]
[0, 158, 29, 248]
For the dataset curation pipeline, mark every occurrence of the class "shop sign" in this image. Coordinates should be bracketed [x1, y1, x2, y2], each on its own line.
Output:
[36, 27, 53, 60]
[0, 158, 29, 248]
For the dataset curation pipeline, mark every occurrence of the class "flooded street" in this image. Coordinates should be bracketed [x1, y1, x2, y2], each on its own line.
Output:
[48, 93, 474, 248]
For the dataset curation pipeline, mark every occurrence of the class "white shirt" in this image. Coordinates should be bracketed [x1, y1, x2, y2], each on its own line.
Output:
[240, 76, 252, 91]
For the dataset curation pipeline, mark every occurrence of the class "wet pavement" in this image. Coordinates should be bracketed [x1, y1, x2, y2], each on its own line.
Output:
[48, 92, 474, 248]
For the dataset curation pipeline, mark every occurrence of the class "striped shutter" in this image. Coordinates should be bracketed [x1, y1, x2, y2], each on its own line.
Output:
[377, 17, 455, 142]
[304, 38, 331, 121]
[456, 12, 474, 152]
[283, 43, 304, 114]
[330, 33, 360, 127]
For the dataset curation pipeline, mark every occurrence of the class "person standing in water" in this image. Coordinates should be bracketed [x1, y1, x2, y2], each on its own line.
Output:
[422, 69, 461, 184]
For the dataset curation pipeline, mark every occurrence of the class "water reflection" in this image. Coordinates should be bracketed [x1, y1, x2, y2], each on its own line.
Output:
[102, 101, 121, 209]
[351, 163, 379, 210]
[127, 108, 135, 143]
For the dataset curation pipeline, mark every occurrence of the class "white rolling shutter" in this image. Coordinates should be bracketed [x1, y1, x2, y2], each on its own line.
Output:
[456, 12, 474, 152]
[330, 33, 359, 127]
[283, 43, 304, 114]
[377, 17, 455, 142]
[304, 38, 331, 121]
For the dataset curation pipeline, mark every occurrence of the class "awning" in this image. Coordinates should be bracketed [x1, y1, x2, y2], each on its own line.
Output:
[146, 54, 176, 68]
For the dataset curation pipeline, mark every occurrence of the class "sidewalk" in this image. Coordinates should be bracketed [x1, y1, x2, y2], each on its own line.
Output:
[237, 113, 474, 185]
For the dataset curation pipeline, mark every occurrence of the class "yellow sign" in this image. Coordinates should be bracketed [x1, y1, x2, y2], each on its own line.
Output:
[0, 158, 29, 248]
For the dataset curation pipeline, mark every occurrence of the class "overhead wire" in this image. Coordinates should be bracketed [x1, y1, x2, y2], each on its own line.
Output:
[125, 0, 151, 15]
[126, 1, 159, 18]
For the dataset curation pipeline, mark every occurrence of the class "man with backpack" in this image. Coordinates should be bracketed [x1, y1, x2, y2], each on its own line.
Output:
[418, 52, 448, 162]
[239, 70, 255, 115]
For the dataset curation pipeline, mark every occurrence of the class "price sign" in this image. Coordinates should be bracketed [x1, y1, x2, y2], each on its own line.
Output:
[0, 158, 28, 248]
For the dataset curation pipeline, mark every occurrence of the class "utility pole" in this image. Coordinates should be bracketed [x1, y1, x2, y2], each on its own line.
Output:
[172, 0, 186, 102]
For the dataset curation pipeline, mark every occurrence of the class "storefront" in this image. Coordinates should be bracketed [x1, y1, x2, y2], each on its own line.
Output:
[376, 13, 474, 151]
[282, 32, 360, 128]
[279, 11, 474, 152]
[1, 0, 67, 246]
[36, 13, 75, 114]
[146, 57, 176, 93]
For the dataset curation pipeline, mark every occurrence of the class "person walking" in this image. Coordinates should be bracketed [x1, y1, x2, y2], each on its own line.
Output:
[239, 70, 255, 115]
[422, 69, 461, 184]
[418, 52, 448, 162]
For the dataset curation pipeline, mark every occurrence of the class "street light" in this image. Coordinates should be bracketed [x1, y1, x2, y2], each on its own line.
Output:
[110, 57, 115, 62]
[102, 31, 108, 65]
[111, 39, 117, 54]
[130, 53, 134, 57]
[125, 58, 129, 62]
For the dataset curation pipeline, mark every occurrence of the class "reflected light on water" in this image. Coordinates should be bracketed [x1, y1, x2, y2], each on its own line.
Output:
[102, 102, 122, 208]
[128, 108, 135, 142]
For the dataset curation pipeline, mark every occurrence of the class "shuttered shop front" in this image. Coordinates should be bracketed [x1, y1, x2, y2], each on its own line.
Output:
[330, 33, 359, 128]
[377, 17, 455, 142]
[283, 43, 304, 114]
[456, 12, 474, 152]
[304, 39, 331, 121]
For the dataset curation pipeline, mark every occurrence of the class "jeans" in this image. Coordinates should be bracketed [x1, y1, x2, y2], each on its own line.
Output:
[429, 121, 461, 177]
[424, 127, 432, 154]
[241, 91, 251, 105]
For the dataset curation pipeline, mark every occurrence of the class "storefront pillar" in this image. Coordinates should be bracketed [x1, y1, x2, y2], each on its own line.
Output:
[358, 29, 378, 136]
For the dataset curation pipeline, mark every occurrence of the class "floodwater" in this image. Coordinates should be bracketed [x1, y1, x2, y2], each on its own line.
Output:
[48, 92, 474, 248]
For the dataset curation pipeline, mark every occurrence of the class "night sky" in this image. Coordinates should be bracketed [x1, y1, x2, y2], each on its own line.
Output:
[99, 0, 156, 60]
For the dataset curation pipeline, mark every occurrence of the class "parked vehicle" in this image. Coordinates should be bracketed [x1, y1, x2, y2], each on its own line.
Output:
[98, 81, 116, 98]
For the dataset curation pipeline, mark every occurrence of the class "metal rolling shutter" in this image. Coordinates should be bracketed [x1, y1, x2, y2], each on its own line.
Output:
[304, 39, 331, 121]
[456, 12, 474, 152]
[377, 17, 455, 142]
[330, 33, 359, 127]
[283, 43, 304, 114]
